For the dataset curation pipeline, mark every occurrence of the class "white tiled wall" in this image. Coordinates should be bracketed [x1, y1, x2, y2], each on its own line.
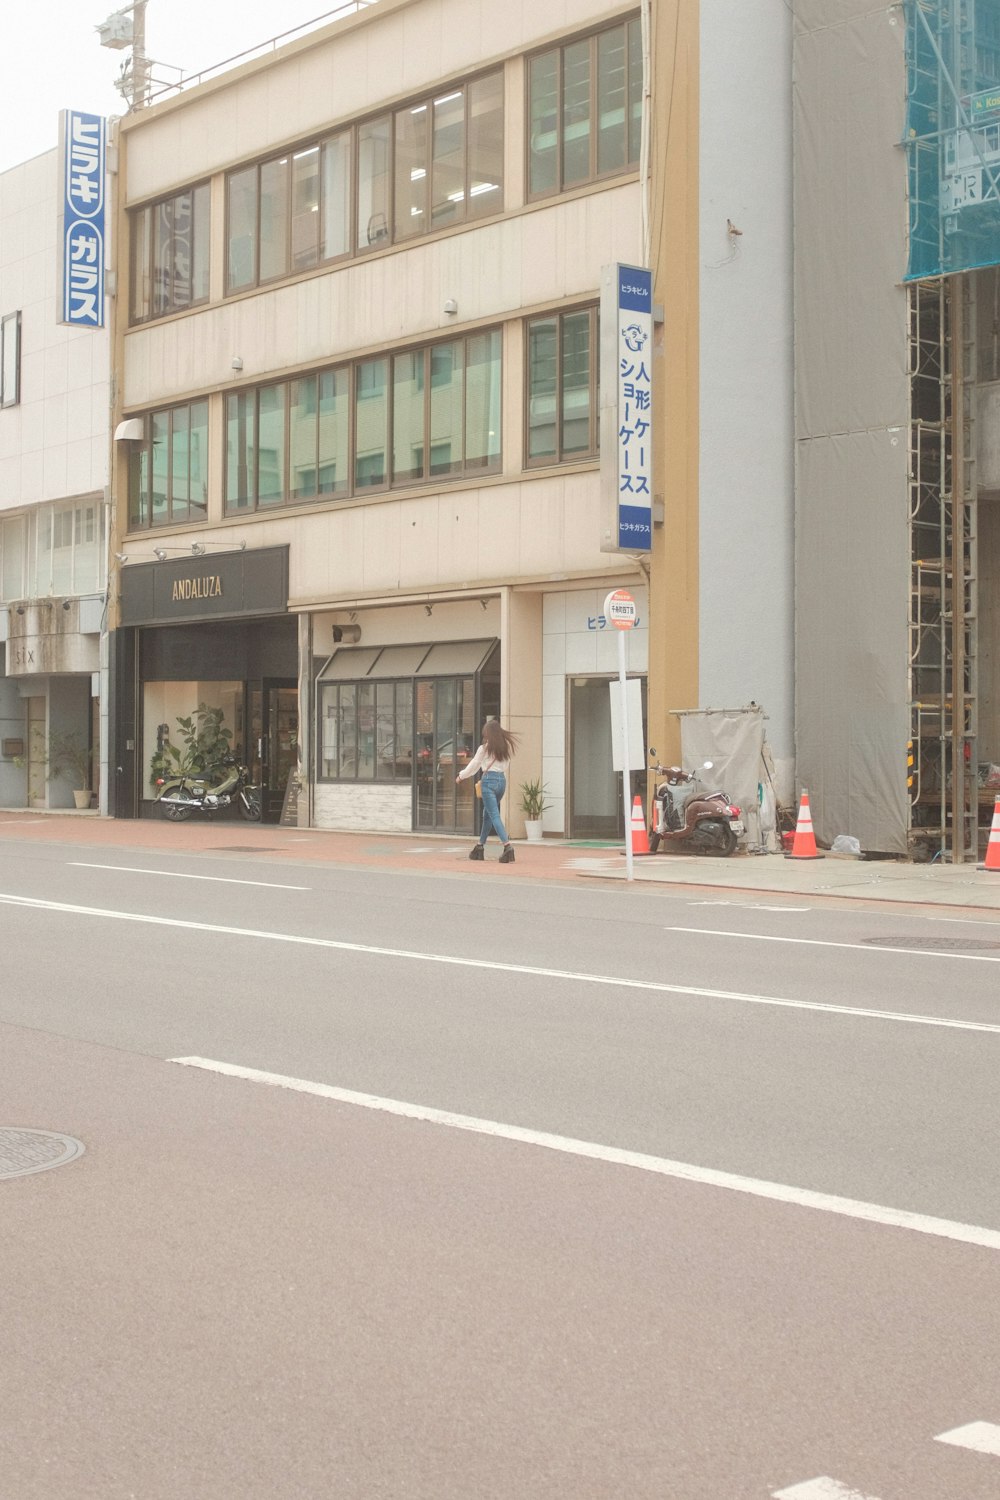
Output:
[541, 585, 648, 834]
[314, 782, 412, 832]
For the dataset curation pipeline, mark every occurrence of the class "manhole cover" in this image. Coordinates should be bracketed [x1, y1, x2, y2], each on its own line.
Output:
[0, 1128, 85, 1180]
[863, 936, 1000, 951]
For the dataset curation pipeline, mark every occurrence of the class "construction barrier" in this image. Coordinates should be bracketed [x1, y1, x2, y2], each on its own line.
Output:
[785, 789, 822, 860]
[978, 796, 1000, 872]
[629, 794, 650, 856]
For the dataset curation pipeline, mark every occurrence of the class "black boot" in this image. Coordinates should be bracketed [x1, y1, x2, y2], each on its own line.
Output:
[469, 844, 484, 861]
[499, 844, 515, 864]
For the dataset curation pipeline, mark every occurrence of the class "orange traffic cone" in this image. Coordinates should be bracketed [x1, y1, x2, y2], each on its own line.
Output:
[978, 796, 1000, 871]
[629, 794, 650, 855]
[785, 789, 822, 860]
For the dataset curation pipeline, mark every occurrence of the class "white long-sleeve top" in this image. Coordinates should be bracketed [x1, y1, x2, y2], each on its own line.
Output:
[457, 743, 510, 780]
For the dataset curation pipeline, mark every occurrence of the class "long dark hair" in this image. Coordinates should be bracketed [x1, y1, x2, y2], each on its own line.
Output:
[482, 720, 517, 762]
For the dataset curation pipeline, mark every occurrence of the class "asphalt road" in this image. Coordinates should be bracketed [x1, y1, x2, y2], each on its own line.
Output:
[2, 833, 999, 1498]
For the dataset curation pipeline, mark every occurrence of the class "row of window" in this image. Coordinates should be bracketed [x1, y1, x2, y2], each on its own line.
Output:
[129, 14, 642, 323]
[127, 310, 597, 528]
[0, 501, 106, 601]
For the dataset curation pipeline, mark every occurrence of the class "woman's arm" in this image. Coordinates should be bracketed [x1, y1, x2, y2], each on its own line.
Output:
[457, 743, 486, 782]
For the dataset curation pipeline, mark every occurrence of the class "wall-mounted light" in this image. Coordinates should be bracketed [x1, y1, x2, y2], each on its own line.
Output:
[62, 600, 72, 611]
[191, 542, 206, 555]
[153, 547, 167, 561]
[443, 299, 457, 315]
[479, 598, 489, 610]
[114, 552, 130, 564]
[15, 606, 25, 615]
[231, 356, 243, 371]
[113, 417, 145, 442]
[424, 603, 433, 616]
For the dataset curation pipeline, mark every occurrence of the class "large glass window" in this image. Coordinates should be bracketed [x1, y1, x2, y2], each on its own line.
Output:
[223, 69, 503, 287]
[128, 400, 209, 529]
[528, 17, 642, 198]
[22, 500, 105, 597]
[526, 307, 598, 465]
[223, 333, 500, 514]
[131, 184, 210, 322]
[392, 73, 504, 240]
[319, 678, 413, 782]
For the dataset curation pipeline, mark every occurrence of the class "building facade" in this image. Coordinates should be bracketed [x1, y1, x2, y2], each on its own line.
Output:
[107, 0, 795, 837]
[0, 147, 109, 812]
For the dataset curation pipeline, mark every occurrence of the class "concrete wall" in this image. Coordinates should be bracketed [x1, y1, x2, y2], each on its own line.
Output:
[0, 150, 109, 512]
[699, 1, 794, 783]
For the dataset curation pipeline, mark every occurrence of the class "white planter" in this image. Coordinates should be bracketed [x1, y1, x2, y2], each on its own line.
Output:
[73, 789, 92, 809]
[524, 819, 544, 842]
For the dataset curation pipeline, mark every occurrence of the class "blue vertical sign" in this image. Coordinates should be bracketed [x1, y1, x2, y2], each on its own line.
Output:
[58, 110, 107, 329]
[600, 263, 653, 553]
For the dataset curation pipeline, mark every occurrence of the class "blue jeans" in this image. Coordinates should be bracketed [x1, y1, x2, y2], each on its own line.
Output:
[478, 770, 509, 845]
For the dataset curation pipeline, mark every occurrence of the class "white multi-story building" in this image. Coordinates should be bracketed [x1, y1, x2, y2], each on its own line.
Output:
[0, 148, 109, 812]
[107, 0, 795, 837]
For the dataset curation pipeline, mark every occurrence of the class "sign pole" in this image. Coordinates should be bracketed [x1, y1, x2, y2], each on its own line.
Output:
[618, 627, 633, 883]
[604, 588, 639, 883]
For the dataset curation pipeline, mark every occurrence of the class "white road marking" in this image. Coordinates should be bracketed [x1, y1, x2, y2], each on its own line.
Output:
[666, 924, 1000, 964]
[688, 900, 813, 912]
[772, 1481, 880, 1500]
[3, 890, 1000, 1037]
[934, 1420, 1000, 1455]
[169, 1056, 1000, 1253]
[69, 862, 309, 890]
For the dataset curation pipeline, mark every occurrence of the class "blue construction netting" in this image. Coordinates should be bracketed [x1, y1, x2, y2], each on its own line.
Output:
[906, 0, 1000, 280]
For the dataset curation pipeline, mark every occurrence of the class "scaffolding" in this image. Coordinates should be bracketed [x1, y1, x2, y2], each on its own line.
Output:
[908, 276, 979, 857]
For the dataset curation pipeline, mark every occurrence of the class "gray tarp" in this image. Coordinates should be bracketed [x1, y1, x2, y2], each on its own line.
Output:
[793, 3, 911, 853]
[678, 707, 767, 846]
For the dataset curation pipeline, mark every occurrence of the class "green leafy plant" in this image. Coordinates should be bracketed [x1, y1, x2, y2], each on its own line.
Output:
[47, 731, 93, 791]
[149, 702, 233, 788]
[519, 779, 549, 820]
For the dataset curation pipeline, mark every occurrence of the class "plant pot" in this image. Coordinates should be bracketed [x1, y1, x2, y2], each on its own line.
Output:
[524, 818, 544, 842]
[73, 789, 92, 810]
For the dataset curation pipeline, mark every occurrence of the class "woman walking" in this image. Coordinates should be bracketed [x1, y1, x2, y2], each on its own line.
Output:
[457, 720, 518, 863]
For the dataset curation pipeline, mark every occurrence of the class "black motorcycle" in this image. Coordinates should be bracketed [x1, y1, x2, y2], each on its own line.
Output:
[154, 754, 262, 822]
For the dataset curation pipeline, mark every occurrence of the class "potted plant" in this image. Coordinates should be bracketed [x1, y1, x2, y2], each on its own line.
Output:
[47, 730, 94, 809]
[519, 779, 549, 842]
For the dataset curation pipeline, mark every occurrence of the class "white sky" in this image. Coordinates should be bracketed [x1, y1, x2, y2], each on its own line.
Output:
[0, 1, 367, 174]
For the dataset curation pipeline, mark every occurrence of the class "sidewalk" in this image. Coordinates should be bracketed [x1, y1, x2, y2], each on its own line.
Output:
[2, 809, 1000, 914]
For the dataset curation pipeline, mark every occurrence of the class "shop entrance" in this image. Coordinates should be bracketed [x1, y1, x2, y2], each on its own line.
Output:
[248, 679, 298, 822]
[568, 674, 647, 839]
[414, 677, 478, 832]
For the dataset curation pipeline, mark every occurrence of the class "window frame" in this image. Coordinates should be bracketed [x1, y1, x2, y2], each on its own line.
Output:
[224, 329, 502, 515]
[317, 676, 415, 784]
[129, 183, 211, 325]
[1, 311, 21, 408]
[128, 398, 210, 531]
[526, 15, 642, 201]
[223, 67, 504, 294]
[524, 304, 599, 468]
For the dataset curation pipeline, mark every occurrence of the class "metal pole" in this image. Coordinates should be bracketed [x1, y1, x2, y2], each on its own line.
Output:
[132, 1, 150, 108]
[619, 630, 634, 883]
[950, 275, 966, 863]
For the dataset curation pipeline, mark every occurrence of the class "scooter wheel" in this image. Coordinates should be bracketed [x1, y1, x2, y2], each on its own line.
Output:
[161, 800, 193, 822]
[239, 793, 262, 822]
[648, 831, 661, 853]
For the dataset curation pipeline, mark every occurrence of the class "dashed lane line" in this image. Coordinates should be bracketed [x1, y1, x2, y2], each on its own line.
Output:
[69, 862, 310, 890]
[3, 890, 1000, 1037]
[934, 1420, 1000, 1455]
[772, 1481, 879, 1499]
[666, 924, 1000, 963]
[170, 1057, 1000, 1252]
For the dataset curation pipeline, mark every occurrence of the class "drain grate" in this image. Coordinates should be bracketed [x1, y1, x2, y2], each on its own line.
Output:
[863, 936, 1000, 952]
[0, 1128, 85, 1180]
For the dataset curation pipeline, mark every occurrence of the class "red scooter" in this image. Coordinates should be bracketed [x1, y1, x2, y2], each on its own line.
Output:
[647, 753, 743, 856]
